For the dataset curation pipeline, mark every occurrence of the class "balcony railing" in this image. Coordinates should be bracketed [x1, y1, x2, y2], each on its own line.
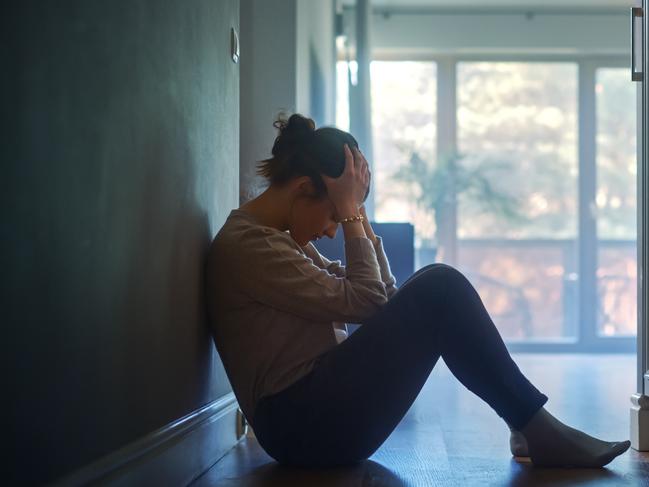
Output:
[415, 238, 637, 352]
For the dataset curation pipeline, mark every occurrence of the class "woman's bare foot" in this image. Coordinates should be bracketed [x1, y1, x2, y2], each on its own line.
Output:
[510, 429, 529, 457]
[520, 407, 631, 468]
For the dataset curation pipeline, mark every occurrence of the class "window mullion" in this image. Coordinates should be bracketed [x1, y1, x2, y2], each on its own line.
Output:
[578, 60, 599, 347]
[436, 57, 458, 266]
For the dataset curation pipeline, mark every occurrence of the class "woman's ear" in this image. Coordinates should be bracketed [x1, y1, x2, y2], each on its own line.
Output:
[293, 176, 317, 198]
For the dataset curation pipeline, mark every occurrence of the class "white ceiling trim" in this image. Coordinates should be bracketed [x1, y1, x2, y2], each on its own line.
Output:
[341, 0, 633, 7]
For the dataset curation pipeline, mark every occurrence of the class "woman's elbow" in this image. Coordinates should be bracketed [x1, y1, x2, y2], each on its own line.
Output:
[360, 288, 389, 316]
[342, 282, 389, 321]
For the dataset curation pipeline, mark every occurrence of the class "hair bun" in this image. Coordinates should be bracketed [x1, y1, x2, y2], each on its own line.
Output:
[276, 113, 315, 141]
[270, 113, 316, 159]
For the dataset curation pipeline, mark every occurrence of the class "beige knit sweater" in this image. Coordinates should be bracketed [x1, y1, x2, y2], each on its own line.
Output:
[206, 208, 398, 425]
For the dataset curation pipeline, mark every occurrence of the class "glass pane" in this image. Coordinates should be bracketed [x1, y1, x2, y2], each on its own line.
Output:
[595, 68, 637, 337]
[457, 62, 578, 341]
[370, 61, 437, 230]
[457, 241, 577, 340]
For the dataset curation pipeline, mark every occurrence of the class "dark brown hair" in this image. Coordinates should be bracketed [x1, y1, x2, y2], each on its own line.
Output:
[256, 113, 362, 199]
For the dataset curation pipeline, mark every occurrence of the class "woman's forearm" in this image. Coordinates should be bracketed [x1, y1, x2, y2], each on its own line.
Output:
[359, 205, 377, 244]
[358, 204, 398, 299]
[362, 220, 377, 244]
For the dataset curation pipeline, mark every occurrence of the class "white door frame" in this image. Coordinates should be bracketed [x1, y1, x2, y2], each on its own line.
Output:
[631, 0, 649, 451]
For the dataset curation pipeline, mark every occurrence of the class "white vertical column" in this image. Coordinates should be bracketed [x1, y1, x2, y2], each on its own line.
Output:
[578, 60, 598, 345]
[349, 0, 375, 219]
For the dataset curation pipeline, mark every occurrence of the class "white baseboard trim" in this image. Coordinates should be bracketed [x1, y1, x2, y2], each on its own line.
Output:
[630, 393, 649, 451]
[52, 393, 240, 486]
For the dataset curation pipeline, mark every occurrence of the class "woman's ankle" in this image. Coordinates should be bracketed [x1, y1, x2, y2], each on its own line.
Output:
[519, 407, 552, 435]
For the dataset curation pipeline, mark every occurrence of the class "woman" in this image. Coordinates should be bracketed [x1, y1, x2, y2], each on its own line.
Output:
[206, 113, 631, 469]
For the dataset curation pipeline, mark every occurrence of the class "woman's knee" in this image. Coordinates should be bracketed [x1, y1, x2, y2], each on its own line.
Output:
[404, 264, 473, 308]
[416, 263, 467, 286]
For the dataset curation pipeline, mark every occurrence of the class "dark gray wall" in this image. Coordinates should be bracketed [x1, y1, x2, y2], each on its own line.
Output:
[2, 2, 238, 483]
[239, 0, 298, 204]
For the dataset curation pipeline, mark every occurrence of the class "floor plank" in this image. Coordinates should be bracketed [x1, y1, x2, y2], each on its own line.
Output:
[192, 354, 649, 486]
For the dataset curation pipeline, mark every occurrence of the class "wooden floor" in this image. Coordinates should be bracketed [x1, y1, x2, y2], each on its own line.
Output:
[192, 354, 649, 486]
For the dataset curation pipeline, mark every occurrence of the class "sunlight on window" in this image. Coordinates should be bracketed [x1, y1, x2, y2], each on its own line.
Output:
[369, 61, 437, 242]
[458, 62, 578, 239]
[596, 68, 637, 337]
[457, 62, 578, 340]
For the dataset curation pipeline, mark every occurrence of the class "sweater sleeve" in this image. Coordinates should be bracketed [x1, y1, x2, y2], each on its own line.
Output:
[230, 228, 388, 323]
[309, 247, 346, 278]
[310, 235, 399, 300]
[372, 235, 399, 299]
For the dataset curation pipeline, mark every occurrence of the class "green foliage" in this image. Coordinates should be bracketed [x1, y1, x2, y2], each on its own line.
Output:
[392, 149, 527, 244]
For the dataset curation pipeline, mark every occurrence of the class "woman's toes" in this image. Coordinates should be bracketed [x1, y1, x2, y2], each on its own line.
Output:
[529, 438, 632, 468]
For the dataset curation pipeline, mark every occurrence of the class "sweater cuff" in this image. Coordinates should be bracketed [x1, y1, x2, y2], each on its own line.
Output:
[344, 236, 382, 281]
[372, 235, 397, 285]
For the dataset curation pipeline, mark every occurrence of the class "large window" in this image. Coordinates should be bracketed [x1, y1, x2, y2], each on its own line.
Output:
[336, 57, 637, 351]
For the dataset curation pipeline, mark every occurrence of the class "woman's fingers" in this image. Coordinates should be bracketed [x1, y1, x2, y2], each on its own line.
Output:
[352, 147, 363, 170]
[324, 144, 371, 209]
[325, 144, 353, 185]
[356, 147, 369, 170]
[349, 147, 368, 175]
[344, 144, 355, 174]
[358, 152, 369, 183]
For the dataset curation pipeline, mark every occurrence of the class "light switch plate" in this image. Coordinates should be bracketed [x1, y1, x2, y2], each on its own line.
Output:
[231, 27, 239, 64]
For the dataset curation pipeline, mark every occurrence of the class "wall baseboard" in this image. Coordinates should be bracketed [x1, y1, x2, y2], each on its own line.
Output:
[630, 393, 649, 451]
[52, 393, 240, 486]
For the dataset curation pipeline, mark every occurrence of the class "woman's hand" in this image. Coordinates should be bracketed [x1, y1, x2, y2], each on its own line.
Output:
[322, 144, 370, 215]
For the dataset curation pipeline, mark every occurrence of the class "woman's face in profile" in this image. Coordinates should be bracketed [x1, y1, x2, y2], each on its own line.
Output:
[289, 194, 340, 247]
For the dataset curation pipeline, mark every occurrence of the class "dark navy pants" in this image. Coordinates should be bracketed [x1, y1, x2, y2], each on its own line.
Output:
[251, 263, 548, 467]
